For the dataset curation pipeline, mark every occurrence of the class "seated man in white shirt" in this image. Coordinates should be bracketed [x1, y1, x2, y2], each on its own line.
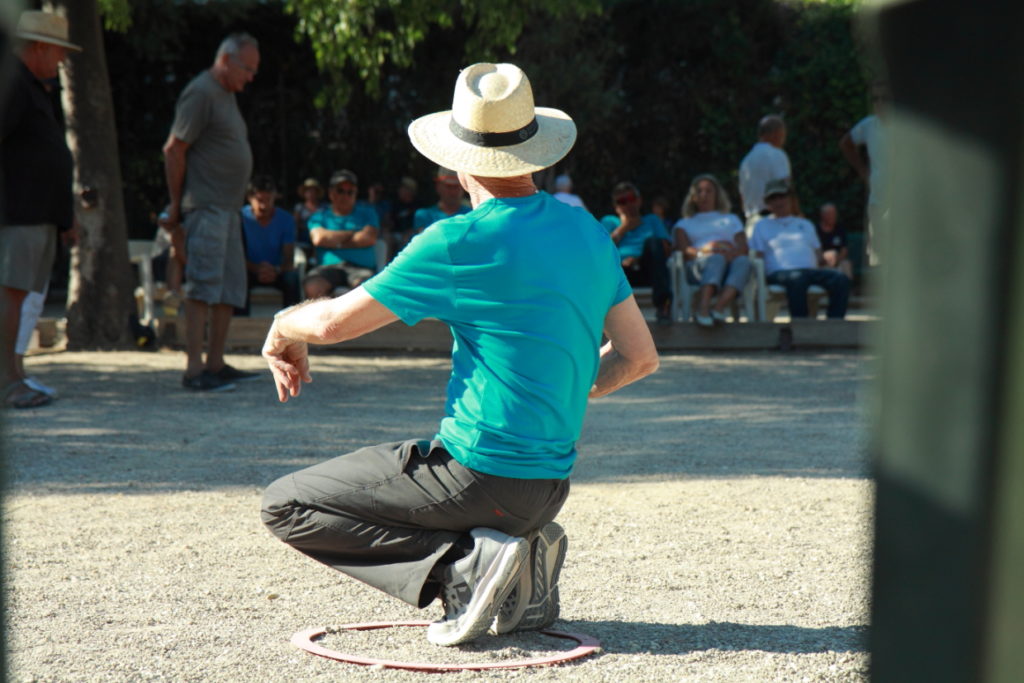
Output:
[750, 179, 850, 319]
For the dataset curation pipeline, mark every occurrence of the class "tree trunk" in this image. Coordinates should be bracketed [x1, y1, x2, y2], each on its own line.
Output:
[51, 0, 135, 349]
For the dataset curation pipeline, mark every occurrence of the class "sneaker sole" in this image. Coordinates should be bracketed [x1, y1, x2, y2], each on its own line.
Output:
[427, 537, 529, 647]
[491, 522, 567, 634]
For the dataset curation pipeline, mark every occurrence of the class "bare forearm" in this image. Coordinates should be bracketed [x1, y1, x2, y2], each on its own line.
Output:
[590, 341, 659, 398]
[272, 287, 397, 346]
[163, 144, 187, 215]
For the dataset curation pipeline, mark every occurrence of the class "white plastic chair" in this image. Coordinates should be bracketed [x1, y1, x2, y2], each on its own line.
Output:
[669, 251, 757, 323]
[749, 255, 828, 321]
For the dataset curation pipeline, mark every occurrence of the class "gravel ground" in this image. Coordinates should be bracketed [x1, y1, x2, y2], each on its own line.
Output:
[3, 349, 873, 682]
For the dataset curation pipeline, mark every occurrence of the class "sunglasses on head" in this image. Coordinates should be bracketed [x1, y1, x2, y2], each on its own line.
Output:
[615, 193, 638, 205]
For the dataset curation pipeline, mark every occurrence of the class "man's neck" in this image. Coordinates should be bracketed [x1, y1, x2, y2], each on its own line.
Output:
[209, 65, 230, 91]
[331, 204, 353, 216]
[461, 174, 537, 208]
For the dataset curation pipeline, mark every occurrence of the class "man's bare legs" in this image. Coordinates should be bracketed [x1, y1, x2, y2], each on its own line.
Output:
[184, 298, 208, 377]
[184, 298, 237, 381]
[205, 303, 233, 373]
[1, 285, 28, 388]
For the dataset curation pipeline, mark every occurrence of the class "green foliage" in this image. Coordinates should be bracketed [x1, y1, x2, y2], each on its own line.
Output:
[103, 0, 874, 239]
[97, 0, 131, 32]
[284, 0, 601, 106]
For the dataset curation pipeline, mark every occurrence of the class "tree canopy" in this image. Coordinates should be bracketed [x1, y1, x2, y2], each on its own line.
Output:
[99, 0, 871, 242]
[285, 0, 602, 105]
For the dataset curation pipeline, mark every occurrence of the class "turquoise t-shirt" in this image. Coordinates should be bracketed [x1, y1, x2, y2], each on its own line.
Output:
[363, 192, 632, 480]
[600, 213, 670, 259]
[413, 203, 472, 232]
[309, 204, 379, 269]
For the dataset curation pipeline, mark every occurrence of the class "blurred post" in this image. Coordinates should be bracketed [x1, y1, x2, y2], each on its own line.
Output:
[864, 1, 1024, 681]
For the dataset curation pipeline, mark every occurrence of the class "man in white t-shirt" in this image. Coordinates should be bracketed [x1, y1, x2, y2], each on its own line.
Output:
[750, 179, 850, 319]
[738, 115, 791, 231]
[840, 85, 888, 265]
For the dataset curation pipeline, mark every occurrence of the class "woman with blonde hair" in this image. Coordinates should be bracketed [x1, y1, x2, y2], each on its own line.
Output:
[673, 173, 750, 326]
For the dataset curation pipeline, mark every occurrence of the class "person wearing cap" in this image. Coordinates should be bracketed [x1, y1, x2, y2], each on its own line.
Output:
[291, 177, 325, 257]
[750, 179, 850, 319]
[260, 63, 658, 647]
[738, 115, 792, 233]
[162, 32, 261, 392]
[413, 167, 471, 233]
[552, 173, 586, 210]
[301, 169, 380, 299]
[600, 181, 674, 324]
[0, 10, 82, 408]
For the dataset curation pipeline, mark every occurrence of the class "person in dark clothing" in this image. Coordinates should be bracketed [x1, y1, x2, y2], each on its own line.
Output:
[0, 11, 80, 409]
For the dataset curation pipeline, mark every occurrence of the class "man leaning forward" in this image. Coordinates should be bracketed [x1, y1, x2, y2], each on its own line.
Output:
[259, 63, 659, 646]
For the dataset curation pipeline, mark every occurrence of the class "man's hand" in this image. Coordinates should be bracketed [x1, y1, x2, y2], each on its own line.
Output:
[263, 323, 312, 402]
[257, 262, 278, 284]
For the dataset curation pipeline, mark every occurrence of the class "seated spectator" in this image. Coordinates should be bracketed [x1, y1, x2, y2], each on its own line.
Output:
[552, 173, 586, 210]
[673, 174, 751, 326]
[751, 179, 850, 319]
[414, 167, 471, 233]
[239, 175, 300, 315]
[292, 177, 325, 258]
[600, 181, 673, 324]
[650, 195, 672, 231]
[366, 180, 391, 229]
[383, 176, 418, 258]
[816, 202, 853, 279]
[303, 169, 379, 299]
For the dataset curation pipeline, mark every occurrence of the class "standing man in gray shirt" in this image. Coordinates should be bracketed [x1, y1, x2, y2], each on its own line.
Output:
[162, 33, 260, 391]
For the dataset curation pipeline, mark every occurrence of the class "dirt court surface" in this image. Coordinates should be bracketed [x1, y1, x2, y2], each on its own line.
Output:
[4, 349, 873, 682]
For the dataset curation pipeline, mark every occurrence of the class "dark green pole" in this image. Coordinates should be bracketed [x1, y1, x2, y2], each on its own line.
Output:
[866, 1, 1024, 681]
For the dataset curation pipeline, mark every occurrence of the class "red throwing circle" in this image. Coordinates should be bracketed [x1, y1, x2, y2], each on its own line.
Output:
[291, 620, 602, 672]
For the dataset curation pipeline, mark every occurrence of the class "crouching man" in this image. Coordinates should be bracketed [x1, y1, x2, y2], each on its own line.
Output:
[260, 63, 658, 646]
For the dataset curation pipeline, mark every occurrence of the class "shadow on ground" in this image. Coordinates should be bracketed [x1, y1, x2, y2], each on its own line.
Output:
[4, 351, 871, 494]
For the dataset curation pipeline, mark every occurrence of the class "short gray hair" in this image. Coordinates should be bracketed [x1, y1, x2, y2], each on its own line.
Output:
[216, 32, 258, 59]
[758, 114, 785, 138]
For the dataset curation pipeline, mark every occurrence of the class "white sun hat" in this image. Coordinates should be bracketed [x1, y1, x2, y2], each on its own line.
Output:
[407, 63, 576, 178]
[16, 11, 82, 52]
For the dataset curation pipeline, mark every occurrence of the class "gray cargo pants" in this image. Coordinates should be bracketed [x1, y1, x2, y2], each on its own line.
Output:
[260, 439, 570, 607]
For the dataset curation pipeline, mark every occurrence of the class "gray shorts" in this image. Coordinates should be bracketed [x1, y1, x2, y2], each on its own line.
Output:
[0, 224, 56, 293]
[182, 206, 246, 307]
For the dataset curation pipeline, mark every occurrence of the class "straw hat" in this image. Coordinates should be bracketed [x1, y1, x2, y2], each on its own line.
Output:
[16, 11, 82, 52]
[407, 63, 576, 178]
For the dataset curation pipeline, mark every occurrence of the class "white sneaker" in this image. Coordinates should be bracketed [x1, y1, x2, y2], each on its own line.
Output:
[24, 376, 57, 398]
[492, 522, 567, 634]
[427, 528, 529, 647]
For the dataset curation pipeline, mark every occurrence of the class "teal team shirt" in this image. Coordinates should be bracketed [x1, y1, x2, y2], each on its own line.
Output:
[308, 203, 379, 269]
[363, 192, 632, 480]
[600, 213, 670, 259]
[413, 203, 472, 232]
